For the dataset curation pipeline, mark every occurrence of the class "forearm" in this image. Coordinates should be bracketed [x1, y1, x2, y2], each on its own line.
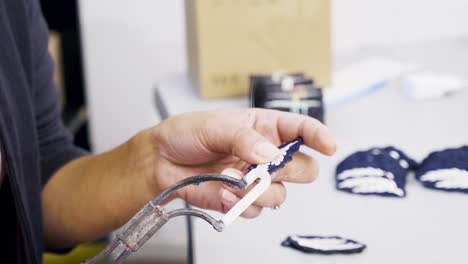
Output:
[42, 128, 158, 249]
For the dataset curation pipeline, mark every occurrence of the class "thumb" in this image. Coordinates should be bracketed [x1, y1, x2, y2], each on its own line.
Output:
[230, 127, 281, 164]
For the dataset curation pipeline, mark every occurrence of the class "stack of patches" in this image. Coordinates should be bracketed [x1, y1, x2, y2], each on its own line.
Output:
[336, 147, 418, 197]
[416, 146, 468, 194]
[284, 146, 468, 257]
[336, 146, 468, 196]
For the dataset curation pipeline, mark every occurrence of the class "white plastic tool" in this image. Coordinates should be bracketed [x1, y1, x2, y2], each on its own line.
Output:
[221, 167, 271, 227]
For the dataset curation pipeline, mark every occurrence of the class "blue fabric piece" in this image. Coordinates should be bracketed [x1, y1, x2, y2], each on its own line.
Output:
[335, 147, 417, 197]
[248, 137, 303, 174]
[415, 146, 468, 194]
[281, 235, 366, 254]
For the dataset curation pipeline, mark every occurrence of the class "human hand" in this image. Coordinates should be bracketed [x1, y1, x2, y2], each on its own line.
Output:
[138, 108, 336, 218]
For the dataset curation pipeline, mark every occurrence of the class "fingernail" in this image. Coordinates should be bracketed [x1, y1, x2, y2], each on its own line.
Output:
[222, 189, 239, 205]
[221, 168, 243, 180]
[253, 141, 280, 162]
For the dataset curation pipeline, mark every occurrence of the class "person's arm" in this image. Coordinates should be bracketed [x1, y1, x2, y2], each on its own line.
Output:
[42, 109, 336, 249]
[41, 130, 156, 249]
[28, 0, 336, 249]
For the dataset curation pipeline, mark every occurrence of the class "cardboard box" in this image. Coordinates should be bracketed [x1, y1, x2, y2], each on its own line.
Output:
[185, 0, 331, 99]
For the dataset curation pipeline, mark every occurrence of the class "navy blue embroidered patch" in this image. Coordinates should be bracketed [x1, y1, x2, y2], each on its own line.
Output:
[282, 235, 366, 254]
[248, 137, 303, 174]
[335, 147, 417, 197]
[416, 146, 468, 193]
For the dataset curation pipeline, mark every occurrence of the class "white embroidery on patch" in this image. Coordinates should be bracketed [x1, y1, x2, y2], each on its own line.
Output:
[371, 148, 382, 155]
[399, 159, 409, 169]
[337, 167, 394, 180]
[291, 236, 364, 251]
[420, 168, 468, 189]
[389, 150, 400, 160]
[338, 175, 404, 196]
[268, 141, 297, 167]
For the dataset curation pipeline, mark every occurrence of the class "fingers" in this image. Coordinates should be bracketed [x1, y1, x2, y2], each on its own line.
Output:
[231, 127, 281, 164]
[277, 111, 336, 155]
[182, 165, 295, 220]
[221, 168, 288, 208]
[194, 109, 281, 165]
[223, 110, 336, 165]
[198, 108, 336, 166]
[219, 188, 263, 219]
[179, 168, 264, 219]
[180, 175, 263, 219]
[156, 108, 335, 168]
[218, 168, 264, 218]
[254, 182, 287, 208]
[220, 168, 286, 218]
[254, 109, 337, 155]
[241, 206, 263, 219]
[273, 152, 320, 183]
[181, 180, 226, 213]
[225, 181, 287, 208]
[226, 154, 318, 209]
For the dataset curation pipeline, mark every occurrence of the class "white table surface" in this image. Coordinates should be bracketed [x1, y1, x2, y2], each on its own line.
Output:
[155, 57, 468, 263]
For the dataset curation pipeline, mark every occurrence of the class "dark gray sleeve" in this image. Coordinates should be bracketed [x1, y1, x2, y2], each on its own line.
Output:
[29, 0, 88, 185]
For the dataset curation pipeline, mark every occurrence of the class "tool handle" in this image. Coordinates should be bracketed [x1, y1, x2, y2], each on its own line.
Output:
[116, 203, 169, 252]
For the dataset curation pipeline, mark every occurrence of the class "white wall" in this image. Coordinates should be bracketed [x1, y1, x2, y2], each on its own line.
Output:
[397, 0, 468, 44]
[332, 0, 468, 53]
[332, 0, 396, 53]
[80, 0, 187, 153]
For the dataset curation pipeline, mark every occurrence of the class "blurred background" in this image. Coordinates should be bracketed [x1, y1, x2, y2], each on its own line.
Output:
[41, 0, 468, 263]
